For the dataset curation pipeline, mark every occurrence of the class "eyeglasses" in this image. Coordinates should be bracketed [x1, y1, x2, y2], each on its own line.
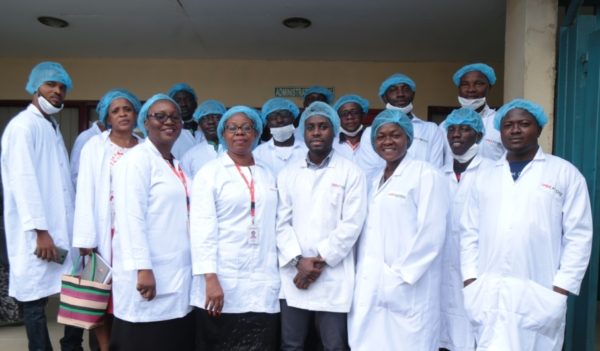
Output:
[148, 112, 182, 123]
[224, 123, 254, 134]
[339, 109, 363, 119]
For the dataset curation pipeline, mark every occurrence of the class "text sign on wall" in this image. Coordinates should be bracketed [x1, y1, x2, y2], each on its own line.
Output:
[274, 87, 335, 98]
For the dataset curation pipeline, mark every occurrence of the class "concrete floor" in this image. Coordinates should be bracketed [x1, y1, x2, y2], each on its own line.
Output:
[0, 298, 599, 350]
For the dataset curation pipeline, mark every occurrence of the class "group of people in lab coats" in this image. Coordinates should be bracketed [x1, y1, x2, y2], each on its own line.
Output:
[1, 61, 593, 351]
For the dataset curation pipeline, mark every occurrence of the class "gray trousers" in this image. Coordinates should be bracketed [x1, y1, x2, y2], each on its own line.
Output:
[280, 299, 349, 351]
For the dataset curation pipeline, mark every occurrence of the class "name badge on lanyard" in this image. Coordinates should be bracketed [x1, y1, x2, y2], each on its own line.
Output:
[236, 164, 259, 245]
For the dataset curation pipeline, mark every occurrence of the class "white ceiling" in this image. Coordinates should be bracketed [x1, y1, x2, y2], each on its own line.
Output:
[0, 0, 506, 62]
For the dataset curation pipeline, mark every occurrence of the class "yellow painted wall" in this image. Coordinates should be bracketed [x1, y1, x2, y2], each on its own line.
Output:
[0, 58, 504, 119]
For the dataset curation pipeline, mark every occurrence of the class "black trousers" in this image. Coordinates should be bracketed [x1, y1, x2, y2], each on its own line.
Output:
[110, 312, 194, 351]
[280, 299, 348, 351]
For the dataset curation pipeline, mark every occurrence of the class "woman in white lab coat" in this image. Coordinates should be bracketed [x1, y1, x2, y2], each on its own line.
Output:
[110, 94, 193, 350]
[190, 106, 280, 350]
[438, 108, 493, 351]
[72, 89, 142, 350]
[348, 109, 449, 351]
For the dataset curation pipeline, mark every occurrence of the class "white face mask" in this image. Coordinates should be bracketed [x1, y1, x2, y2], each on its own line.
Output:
[270, 124, 296, 142]
[386, 102, 413, 115]
[452, 143, 479, 163]
[37, 95, 63, 115]
[340, 124, 364, 137]
[458, 96, 486, 110]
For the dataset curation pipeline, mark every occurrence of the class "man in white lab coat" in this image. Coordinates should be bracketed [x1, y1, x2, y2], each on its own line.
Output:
[167, 83, 199, 159]
[460, 99, 593, 350]
[1, 62, 82, 350]
[277, 101, 367, 351]
[356, 73, 445, 186]
[447, 63, 504, 162]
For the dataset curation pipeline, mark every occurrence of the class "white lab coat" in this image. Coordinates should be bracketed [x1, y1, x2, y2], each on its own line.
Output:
[190, 153, 280, 313]
[70, 121, 103, 188]
[253, 137, 308, 177]
[460, 148, 593, 350]
[72, 131, 142, 262]
[276, 151, 367, 312]
[332, 132, 364, 163]
[111, 139, 192, 322]
[1, 104, 75, 301]
[171, 129, 197, 160]
[179, 140, 223, 178]
[356, 114, 445, 186]
[348, 156, 449, 351]
[439, 154, 494, 351]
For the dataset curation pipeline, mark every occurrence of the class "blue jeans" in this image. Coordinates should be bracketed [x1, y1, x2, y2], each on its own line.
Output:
[22, 297, 84, 351]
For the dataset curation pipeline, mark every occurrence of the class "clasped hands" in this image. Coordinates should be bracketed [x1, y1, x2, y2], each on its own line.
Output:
[293, 256, 325, 290]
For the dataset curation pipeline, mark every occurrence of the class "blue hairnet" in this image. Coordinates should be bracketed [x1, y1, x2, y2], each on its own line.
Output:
[137, 93, 181, 137]
[261, 98, 300, 123]
[452, 63, 497, 86]
[217, 105, 264, 149]
[303, 85, 334, 104]
[333, 94, 369, 114]
[298, 101, 340, 136]
[167, 83, 197, 101]
[193, 100, 226, 122]
[25, 61, 73, 95]
[378, 73, 416, 99]
[494, 99, 548, 131]
[370, 109, 414, 149]
[443, 108, 485, 133]
[96, 89, 142, 126]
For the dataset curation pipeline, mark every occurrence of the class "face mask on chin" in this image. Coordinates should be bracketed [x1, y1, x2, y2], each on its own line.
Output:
[37, 94, 63, 115]
[458, 96, 486, 111]
[340, 124, 364, 137]
[452, 143, 479, 163]
[386, 102, 413, 115]
[270, 124, 295, 142]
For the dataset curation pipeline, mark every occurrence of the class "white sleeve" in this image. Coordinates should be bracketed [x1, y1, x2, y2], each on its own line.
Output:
[387, 169, 449, 284]
[189, 168, 219, 275]
[460, 179, 481, 281]
[4, 125, 48, 231]
[317, 166, 368, 267]
[552, 169, 593, 295]
[428, 125, 445, 168]
[114, 154, 153, 270]
[72, 141, 99, 249]
[275, 169, 303, 267]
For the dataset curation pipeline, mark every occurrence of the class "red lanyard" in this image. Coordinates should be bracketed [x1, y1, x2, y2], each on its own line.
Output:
[235, 164, 255, 224]
[166, 160, 190, 212]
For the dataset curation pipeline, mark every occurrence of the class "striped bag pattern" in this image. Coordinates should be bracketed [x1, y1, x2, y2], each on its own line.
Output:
[57, 254, 111, 330]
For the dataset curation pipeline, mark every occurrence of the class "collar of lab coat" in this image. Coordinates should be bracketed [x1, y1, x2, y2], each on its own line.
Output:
[372, 153, 415, 196]
[99, 130, 144, 144]
[409, 113, 425, 124]
[301, 149, 339, 169]
[266, 136, 305, 150]
[218, 150, 268, 172]
[497, 146, 546, 168]
[142, 136, 181, 167]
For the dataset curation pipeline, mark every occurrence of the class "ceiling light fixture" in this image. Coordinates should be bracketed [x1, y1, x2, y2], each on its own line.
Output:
[37, 16, 69, 29]
[282, 17, 311, 29]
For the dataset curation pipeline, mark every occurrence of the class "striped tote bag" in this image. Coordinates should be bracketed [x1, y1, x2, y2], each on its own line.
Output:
[57, 253, 111, 329]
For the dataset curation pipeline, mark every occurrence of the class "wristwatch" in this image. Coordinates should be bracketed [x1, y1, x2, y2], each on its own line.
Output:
[290, 255, 303, 267]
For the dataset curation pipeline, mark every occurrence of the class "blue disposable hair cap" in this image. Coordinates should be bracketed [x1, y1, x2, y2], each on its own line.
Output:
[217, 105, 263, 150]
[452, 63, 497, 86]
[25, 61, 73, 95]
[442, 108, 485, 141]
[494, 99, 548, 131]
[137, 93, 181, 136]
[96, 89, 142, 127]
[303, 85, 334, 104]
[333, 94, 369, 114]
[261, 98, 300, 123]
[370, 109, 414, 149]
[167, 83, 197, 101]
[298, 101, 340, 136]
[378, 73, 416, 101]
[193, 100, 226, 122]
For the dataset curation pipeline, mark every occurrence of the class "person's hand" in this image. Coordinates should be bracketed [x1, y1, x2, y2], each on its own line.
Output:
[205, 273, 224, 317]
[294, 257, 325, 289]
[553, 286, 569, 296]
[136, 269, 156, 301]
[293, 272, 311, 289]
[34, 230, 57, 262]
[463, 278, 476, 288]
[79, 248, 94, 256]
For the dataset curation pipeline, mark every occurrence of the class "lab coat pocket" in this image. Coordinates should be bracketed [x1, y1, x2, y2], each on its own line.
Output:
[152, 252, 189, 297]
[376, 264, 415, 316]
[512, 279, 567, 338]
[462, 277, 491, 327]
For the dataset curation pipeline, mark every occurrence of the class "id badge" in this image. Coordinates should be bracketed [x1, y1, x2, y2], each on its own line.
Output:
[247, 224, 259, 245]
